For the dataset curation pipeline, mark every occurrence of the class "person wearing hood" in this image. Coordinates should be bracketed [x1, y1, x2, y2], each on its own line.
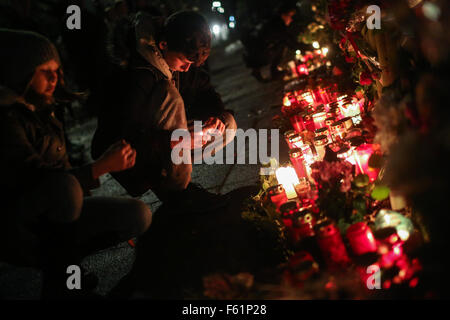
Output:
[0, 29, 152, 298]
[91, 11, 237, 211]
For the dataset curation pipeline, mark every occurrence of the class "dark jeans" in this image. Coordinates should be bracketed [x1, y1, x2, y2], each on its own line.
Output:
[10, 171, 152, 266]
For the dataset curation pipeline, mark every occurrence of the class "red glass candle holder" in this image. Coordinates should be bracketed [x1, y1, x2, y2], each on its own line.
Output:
[289, 148, 308, 179]
[284, 130, 297, 148]
[296, 63, 309, 76]
[280, 201, 300, 228]
[346, 222, 377, 256]
[289, 111, 306, 133]
[294, 210, 316, 239]
[303, 113, 316, 132]
[267, 184, 288, 211]
[312, 111, 327, 130]
[288, 132, 304, 149]
[315, 220, 350, 269]
[374, 228, 404, 268]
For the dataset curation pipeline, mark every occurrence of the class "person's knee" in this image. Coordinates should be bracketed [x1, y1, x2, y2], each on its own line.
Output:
[128, 200, 152, 236]
[46, 172, 83, 223]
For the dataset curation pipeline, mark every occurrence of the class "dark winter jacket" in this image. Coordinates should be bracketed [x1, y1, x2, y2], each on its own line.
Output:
[91, 13, 230, 196]
[0, 86, 99, 205]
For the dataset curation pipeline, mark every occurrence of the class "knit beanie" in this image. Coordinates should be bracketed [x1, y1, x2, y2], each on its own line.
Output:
[0, 29, 61, 95]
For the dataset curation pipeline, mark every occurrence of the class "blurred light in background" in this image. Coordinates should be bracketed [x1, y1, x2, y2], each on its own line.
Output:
[212, 24, 221, 36]
[422, 1, 441, 21]
[218, 7, 225, 14]
[229, 16, 235, 22]
[212, 1, 221, 8]
[312, 41, 320, 49]
[229, 21, 235, 28]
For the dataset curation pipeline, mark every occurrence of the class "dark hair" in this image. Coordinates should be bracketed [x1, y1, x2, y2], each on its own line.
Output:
[162, 11, 211, 66]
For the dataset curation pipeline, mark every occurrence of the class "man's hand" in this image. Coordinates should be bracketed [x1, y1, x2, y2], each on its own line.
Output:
[203, 117, 225, 135]
[92, 140, 136, 179]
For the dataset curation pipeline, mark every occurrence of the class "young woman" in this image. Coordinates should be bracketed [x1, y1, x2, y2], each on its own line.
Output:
[0, 29, 152, 298]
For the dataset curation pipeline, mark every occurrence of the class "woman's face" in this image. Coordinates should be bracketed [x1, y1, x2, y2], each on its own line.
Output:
[29, 59, 59, 99]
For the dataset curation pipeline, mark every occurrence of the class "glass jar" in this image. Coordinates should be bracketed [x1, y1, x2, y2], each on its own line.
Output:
[288, 132, 304, 149]
[266, 185, 288, 211]
[313, 134, 329, 161]
[312, 111, 327, 130]
[284, 130, 297, 148]
[346, 222, 377, 256]
[289, 148, 308, 179]
[315, 219, 350, 269]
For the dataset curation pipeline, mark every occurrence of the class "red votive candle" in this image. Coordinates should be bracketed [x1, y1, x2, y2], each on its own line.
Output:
[288, 132, 303, 149]
[289, 111, 306, 133]
[316, 220, 350, 269]
[346, 222, 377, 256]
[297, 64, 309, 75]
[294, 210, 316, 239]
[267, 185, 288, 211]
[284, 130, 297, 148]
[289, 148, 308, 179]
[303, 113, 316, 132]
[280, 201, 300, 228]
[312, 111, 327, 129]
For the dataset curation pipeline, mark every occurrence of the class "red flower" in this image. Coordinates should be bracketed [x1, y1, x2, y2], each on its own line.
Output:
[359, 71, 373, 86]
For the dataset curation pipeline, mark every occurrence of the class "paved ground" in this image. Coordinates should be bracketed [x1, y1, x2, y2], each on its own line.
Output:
[0, 39, 286, 299]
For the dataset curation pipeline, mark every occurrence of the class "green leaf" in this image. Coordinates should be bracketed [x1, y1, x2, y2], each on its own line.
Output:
[354, 174, 370, 188]
[371, 185, 390, 201]
[353, 196, 367, 216]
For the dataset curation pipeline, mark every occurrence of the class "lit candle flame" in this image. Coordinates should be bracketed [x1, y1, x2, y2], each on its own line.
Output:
[276, 166, 299, 199]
